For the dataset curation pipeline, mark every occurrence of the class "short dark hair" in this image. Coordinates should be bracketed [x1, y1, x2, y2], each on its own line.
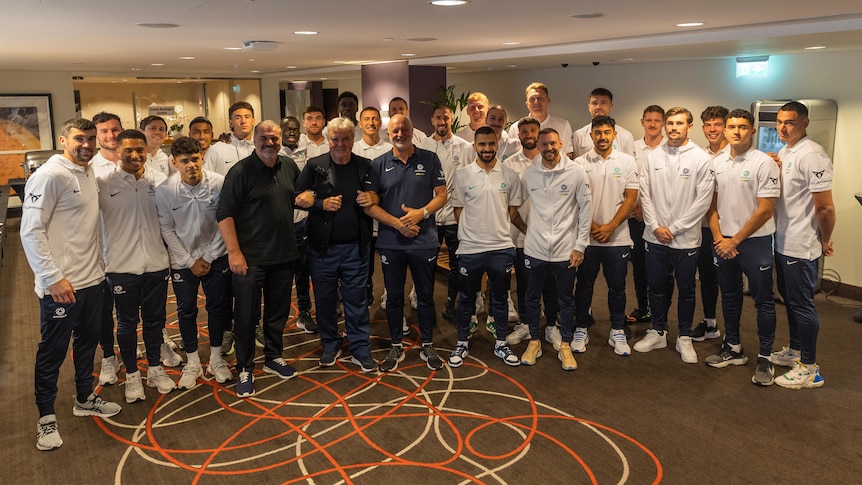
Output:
[189, 116, 213, 130]
[779, 101, 809, 118]
[590, 88, 614, 101]
[475, 126, 495, 137]
[701, 106, 729, 123]
[360, 106, 381, 118]
[591, 116, 616, 130]
[139, 115, 166, 131]
[303, 105, 325, 117]
[229, 102, 254, 118]
[643, 105, 665, 117]
[170, 136, 202, 157]
[725, 108, 755, 126]
[665, 107, 693, 124]
[518, 117, 541, 129]
[389, 97, 408, 108]
[538, 127, 560, 138]
[337, 91, 359, 104]
[61, 118, 96, 137]
[432, 103, 451, 114]
[92, 111, 121, 126]
[117, 129, 147, 144]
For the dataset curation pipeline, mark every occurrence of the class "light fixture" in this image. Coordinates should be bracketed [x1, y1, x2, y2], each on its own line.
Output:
[285, 65, 297, 69]
[503, 41, 520, 46]
[135, 22, 178, 28]
[407, 37, 436, 42]
[293, 31, 318, 35]
[401, 53, 417, 57]
[131, 68, 143, 71]
[381, 38, 393, 41]
[429, 0, 468, 5]
[151, 63, 165, 66]
[179, 56, 195, 60]
[735, 56, 769, 78]
[805, 45, 826, 50]
[250, 70, 260, 73]
[223, 47, 242, 51]
[676, 22, 704, 27]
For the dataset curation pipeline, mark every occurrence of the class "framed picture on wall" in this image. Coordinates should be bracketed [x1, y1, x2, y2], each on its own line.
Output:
[0, 94, 54, 154]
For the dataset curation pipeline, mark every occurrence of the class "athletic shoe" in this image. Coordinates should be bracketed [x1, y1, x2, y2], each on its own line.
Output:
[207, 359, 233, 384]
[160, 342, 183, 368]
[675, 336, 697, 364]
[319, 348, 342, 367]
[402, 317, 411, 336]
[475, 291, 485, 314]
[408, 287, 418, 310]
[705, 342, 749, 368]
[507, 291, 518, 322]
[448, 342, 469, 368]
[545, 325, 562, 351]
[380, 289, 388, 310]
[72, 393, 121, 418]
[775, 362, 824, 389]
[178, 361, 203, 390]
[254, 325, 265, 348]
[690, 320, 721, 342]
[752, 356, 775, 386]
[521, 340, 542, 365]
[485, 315, 497, 338]
[571, 327, 589, 353]
[297, 310, 318, 333]
[770, 346, 801, 367]
[350, 355, 378, 373]
[98, 355, 119, 386]
[379, 345, 405, 372]
[506, 323, 530, 346]
[420, 345, 445, 370]
[442, 298, 456, 321]
[626, 307, 652, 323]
[221, 330, 235, 355]
[147, 365, 177, 394]
[633, 329, 668, 353]
[494, 344, 520, 366]
[124, 371, 146, 403]
[608, 329, 631, 356]
[558, 344, 578, 371]
[36, 415, 62, 451]
[136, 347, 145, 360]
[264, 358, 297, 379]
[163, 328, 178, 351]
[236, 371, 254, 397]
[467, 315, 479, 339]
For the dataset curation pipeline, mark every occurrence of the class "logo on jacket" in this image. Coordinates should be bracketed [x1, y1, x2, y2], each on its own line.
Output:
[173, 273, 183, 282]
[29, 193, 42, 203]
[459, 266, 468, 276]
[53, 307, 67, 319]
[813, 170, 825, 179]
[113, 285, 126, 295]
[380, 255, 388, 265]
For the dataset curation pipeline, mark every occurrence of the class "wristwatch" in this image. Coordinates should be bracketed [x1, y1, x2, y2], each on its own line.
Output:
[422, 207, 430, 219]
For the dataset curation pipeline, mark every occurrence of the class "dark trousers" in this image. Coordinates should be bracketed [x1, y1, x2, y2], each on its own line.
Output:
[35, 283, 104, 416]
[456, 249, 515, 341]
[437, 224, 460, 301]
[171, 255, 233, 353]
[232, 261, 294, 373]
[294, 219, 312, 313]
[645, 242, 698, 335]
[109, 270, 169, 369]
[575, 246, 629, 330]
[379, 247, 438, 345]
[309, 243, 372, 358]
[776, 252, 820, 364]
[628, 218, 649, 310]
[699, 227, 718, 319]
[716, 236, 776, 356]
[514, 247, 559, 323]
[98, 279, 115, 358]
[524, 256, 576, 342]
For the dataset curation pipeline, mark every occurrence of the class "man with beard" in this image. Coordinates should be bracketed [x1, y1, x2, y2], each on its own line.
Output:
[21, 118, 122, 450]
[572, 88, 636, 159]
[206, 102, 256, 176]
[299, 105, 330, 159]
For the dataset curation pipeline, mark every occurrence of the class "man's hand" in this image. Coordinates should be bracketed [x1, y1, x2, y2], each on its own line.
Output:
[398, 223, 420, 238]
[653, 227, 674, 244]
[569, 250, 584, 268]
[767, 151, 782, 168]
[713, 236, 739, 259]
[632, 203, 644, 221]
[228, 251, 248, 276]
[190, 258, 211, 277]
[822, 238, 834, 256]
[591, 223, 614, 244]
[399, 204, 424, 226]
[294, 190, 314, 208]
[47, 278, 76, 304]
[356, 190, 376, 207]
[323, 195, 343, 212]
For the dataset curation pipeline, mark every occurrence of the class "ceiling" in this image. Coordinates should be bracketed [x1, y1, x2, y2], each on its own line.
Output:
[5, 0, 862, 81]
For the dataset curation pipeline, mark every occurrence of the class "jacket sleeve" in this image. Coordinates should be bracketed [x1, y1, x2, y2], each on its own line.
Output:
[572, 167, 592, 254]
[19, 171, 64, 291]
[155, 183, 196, 268]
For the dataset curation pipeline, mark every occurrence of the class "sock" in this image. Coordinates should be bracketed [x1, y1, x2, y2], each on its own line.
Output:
[210, 345, 222, 357]
[187, 350, 200, 366]
[392, 343, 403, 349]
[729, 343, 742, 353]
[457, 340, 468, 346]
[705, 318, 717, 327]
[757, 354, 770, 360]
[495, 340, 506, 348]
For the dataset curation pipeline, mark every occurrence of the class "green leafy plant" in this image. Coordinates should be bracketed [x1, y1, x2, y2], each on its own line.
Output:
[421, 85, 471, 134]
[169, 123, 183, 133]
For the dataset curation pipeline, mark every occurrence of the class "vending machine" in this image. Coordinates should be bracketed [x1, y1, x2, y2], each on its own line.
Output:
[751, 99, 837, 157]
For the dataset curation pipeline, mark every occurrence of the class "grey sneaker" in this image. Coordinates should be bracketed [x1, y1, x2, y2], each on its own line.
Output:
[706, 342, 749, 368]
[178, 361, 203, 390]
[36, 415, 62, 451]
[297, 310, 318, 333]
[752, 356, 775, 386]
[147, 365, 177, 394]
[319, 348, 342, 367]
[379, 345, 405, 372]
[254, 325, 265, 348]
[221, 330, 235, 355]
[770, 346, 801, 367]
[72, 393, 121, 418]
[207, 359, 233, 383]
[420, 345, 444, 370]
[98, 355, 120, 386]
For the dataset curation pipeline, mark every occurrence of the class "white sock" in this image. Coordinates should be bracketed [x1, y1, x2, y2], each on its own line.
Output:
[210, 346, 222, 357]
[705, 318, 717, 327]
[187, 350, 200, 365]
[457, 340, 468, 346]
[729, 343, 742, 353]
[495, 340, 506, 348]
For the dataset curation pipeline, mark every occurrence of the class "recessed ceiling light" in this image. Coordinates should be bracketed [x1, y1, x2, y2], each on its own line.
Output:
[286, 65, 297, 69]
[572, 13, 604, 19]
[503, 41, 520, 46]
[151, 63, 165, 66]
[224, 47, 242, 51]
[248, 59, 256, 62]
[401, 53, 417, 57]
[382, 37, 393, 41]
[293, 31, 318, 35]
[429, 0, 468, 5]
[507, 65, 517, 68]
[804, 45, 826, 50]
[407, 37, 436, 42]
[250, 70, 260, 73]
[179, 56, 195, 60]
[131, 68, 143, 71]
[135, 22, 179, 28]
[623, 58, 635, 61]
[676, 22, 704, 27]
[320, 77, 327, 80]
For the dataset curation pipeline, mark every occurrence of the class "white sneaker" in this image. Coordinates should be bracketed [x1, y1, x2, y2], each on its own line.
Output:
[160, 342, 183, 368]
[475, 291, 485, 314]
[36, 415, 62, 451]
[136, 346, 145, 360]
[207, 359, 233, 384]
[634, 329, 668, 353]
[607, 329, 631, 356]
[571, 327, 589, 353]
[544, 325, 562, 351]
[408, 286, 418, 310]
[380, 289, 388, 310]
[98, 355, 119, 385]
[770, 346, 801, 367]
[506, 323, 531, 346]
[507, 291, 518, 322]
[178, 361, 203, 390]
[402, 317, 410, 336]
[162, 328, 178, 351]
[124, 371, 146, 403]
[146, 365, 177, 394]
[675, 336, 697, 364]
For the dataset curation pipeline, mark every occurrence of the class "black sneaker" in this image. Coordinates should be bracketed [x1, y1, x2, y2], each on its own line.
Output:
[752, 356, 775, 386]
[420, 345, 444, 370]
[626, 308, 651, 323]
[442, 298, 456, 322]
[351, 354, 378, 373]
[690, 319, 721, 342]
[297, 310, 318, 333]
[379, 345, 405, 372]
[319, 348, 342, 367]
[706, 342, 749, 368]
[254, 325, 265, 348]
[221, 330, 235, 356]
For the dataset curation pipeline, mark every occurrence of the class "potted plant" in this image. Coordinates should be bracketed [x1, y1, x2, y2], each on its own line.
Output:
[169, 123, 184, 138]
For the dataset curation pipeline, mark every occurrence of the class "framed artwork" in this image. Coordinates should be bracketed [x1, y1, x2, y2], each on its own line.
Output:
[0, 94, 54, 185]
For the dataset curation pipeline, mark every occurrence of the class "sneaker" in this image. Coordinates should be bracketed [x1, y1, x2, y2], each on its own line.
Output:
[770, 346, 801, 367]
[178, 361, 203, 390]
[162, 328, 178, 351]
[608, 329, 632, 356]
[442, 298, 456, 321]
[136, 346, 145, 360]
[264, 358, 297, 379]
[752, 356, 775, 386]
[485, 315, 497, 339]
[221, 330, 235, 355]
[558, 344, 578, 371]
[506, 323, 531, 346]
[521, 340, 542, 365]
[350, 355, 378, 373]
[147, 365, 177, 394]
[36, 415, 62, 451]
[72, 393, 121, 418]
[380, 289, 388, 310]
[633, 329, 668, 353]
[297, 310, 318, 333]
[99, 355, 120, 386]
[160, 342, 183, 368]
[379, 345, 405, 372]
[420, 345, 445, 370]
[402, 317, 411, 336]
[626, 308, 652, 323]
[207, 359, 233, 384]
[475, 291, 485, 314]
[494, 344, 520, 366]
[467, 315, 479, 339]
[448, 342, 469, 368]
[675, 336, 697, 364]
[319, 348, 342, 367]
[507, 291, 518, 322]
[690, 320, 721, 342]
[236, 370, 255, 397]
[571, 327, 589, 353]
[254, 325, 265, 348]
[124, 371, 146, 403]
[408, 287, 418, 310]
[775, 362, 824, 389]
[545, 325, 562, 351]
[705, 342, 749, 368]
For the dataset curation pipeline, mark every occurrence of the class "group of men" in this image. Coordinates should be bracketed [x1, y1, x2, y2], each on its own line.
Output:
[21, 83, 834, 452]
